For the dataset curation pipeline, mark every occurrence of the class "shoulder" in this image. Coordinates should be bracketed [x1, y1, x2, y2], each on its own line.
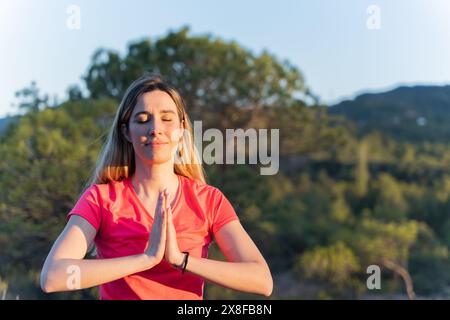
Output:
[179, 175, 222, 198]
[81, 179, 127, 202]
[178, 175, 229, 209]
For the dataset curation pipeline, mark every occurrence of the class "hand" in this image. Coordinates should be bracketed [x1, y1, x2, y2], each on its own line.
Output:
[163, 190, 184, 268]
[145, 189, 167, 265]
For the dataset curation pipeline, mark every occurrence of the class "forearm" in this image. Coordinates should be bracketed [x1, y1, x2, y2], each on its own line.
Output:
[182, 256, 273, 297]
[41, 254, 155, 293]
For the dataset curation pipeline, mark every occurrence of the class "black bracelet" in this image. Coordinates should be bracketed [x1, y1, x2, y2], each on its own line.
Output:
[181, 251, 189, 274]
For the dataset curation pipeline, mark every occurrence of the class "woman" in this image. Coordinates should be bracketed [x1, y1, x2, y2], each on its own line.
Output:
[40, 74, 273, 299]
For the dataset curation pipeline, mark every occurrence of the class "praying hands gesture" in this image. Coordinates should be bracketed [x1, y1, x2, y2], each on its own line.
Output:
[145, 188, 185, 269]
[41, 185, 272, 296]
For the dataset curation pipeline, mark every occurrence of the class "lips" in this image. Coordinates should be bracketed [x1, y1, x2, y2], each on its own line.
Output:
[145, 141, 169, 146]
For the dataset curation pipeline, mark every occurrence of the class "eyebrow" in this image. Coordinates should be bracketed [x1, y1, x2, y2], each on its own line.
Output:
[133, 110, 177, 118]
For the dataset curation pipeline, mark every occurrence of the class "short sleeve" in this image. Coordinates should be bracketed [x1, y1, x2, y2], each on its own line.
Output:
[210, 188, 239, 235]
[67, 185, 102, 231]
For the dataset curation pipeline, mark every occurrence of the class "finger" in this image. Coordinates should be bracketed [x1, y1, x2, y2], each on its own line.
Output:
[155, 192, 163, 221]
[166, 190, 171, 211]
[154, 192, 165, 233]
[167, 203, 173, 224]
[164, 201, 173, 243]
[161, 204, 167, 243]
[162, 190, 169, 231]
[164, 189, 170, 212]
[162, 188, 167, 212]
[166, 203, 176, 237]
[165, 190, 172, 223]
[167, 191, 173, 220]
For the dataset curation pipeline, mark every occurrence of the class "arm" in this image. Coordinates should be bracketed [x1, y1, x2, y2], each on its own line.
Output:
[165, 198, 273, 298]
[185, 220, 273, 297]
[40, 211, 166, 293]
[161, 190, 272, 297]
[40, 215, 155, 293]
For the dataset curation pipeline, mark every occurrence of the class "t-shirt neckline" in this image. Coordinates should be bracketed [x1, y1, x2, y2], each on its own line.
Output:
[124, 174, 183, 221]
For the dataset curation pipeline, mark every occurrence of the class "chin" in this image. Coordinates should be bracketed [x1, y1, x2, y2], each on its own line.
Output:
[136, 147, 177, 165]
[142, 154, 173, 165]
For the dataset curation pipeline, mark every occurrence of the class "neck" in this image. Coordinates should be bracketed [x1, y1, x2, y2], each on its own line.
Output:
[131, 159, 178, 197]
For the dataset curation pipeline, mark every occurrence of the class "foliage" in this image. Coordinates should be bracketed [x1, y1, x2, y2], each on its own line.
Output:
[2, 27, 450, 299]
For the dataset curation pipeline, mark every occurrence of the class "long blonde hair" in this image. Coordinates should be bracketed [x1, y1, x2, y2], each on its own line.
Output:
[88, 74, 206, 186]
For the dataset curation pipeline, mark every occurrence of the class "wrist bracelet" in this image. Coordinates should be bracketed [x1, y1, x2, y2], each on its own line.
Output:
[181, 251, 189, 274]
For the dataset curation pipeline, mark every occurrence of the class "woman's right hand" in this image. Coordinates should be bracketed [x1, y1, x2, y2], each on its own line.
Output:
[145, 188, 167, 265]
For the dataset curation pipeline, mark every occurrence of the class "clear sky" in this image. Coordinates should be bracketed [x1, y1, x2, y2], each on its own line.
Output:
[1, 0, 450, 117]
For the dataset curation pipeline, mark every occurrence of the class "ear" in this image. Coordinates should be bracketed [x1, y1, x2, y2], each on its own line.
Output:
[121, 123, 132, 143]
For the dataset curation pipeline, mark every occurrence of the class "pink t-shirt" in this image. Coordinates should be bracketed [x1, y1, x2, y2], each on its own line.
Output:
[67, 174, 239, 300]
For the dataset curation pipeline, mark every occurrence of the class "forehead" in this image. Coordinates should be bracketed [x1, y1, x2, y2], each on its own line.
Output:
[133, 90, 178, 114]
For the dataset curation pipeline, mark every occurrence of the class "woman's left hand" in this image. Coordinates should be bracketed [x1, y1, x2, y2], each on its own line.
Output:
[163, 189, 185, 268]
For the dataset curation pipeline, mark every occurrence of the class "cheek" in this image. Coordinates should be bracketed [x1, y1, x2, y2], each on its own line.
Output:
[169, 127, 185, 143]
[129, 125, 147, 140]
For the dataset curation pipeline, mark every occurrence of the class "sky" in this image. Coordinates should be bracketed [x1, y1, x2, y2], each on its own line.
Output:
[1, 0, 450, 117]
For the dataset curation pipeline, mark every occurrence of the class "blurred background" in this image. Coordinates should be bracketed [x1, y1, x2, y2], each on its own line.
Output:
[1, 0, 450, 299]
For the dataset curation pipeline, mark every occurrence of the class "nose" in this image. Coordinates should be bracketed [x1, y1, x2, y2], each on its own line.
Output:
[148, 118, 163, 137]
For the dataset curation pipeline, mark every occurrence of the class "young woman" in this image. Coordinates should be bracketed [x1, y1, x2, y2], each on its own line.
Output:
[40, 74, 273, 300]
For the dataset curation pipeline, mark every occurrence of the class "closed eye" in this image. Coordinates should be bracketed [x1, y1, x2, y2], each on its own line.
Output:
[133, 110, 175, 123]
[136, 118, 172, 123]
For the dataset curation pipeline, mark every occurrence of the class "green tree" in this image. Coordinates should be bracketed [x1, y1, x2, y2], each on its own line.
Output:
[0, 99, 116, 299]
[84, 26, 312, 127]
[295, 242, 361, 297]
[355, 138, 369, 197]
[352, 218, 421, 299]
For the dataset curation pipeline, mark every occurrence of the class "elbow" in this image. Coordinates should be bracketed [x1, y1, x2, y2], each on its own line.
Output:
[40, 271, 51, 293]
[40, 270, 56, 293]
[264, 286, 273, 298]
[262, 277, 273, 298]
[259, 265, 273, 298]
[41, 283, 54, 294]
